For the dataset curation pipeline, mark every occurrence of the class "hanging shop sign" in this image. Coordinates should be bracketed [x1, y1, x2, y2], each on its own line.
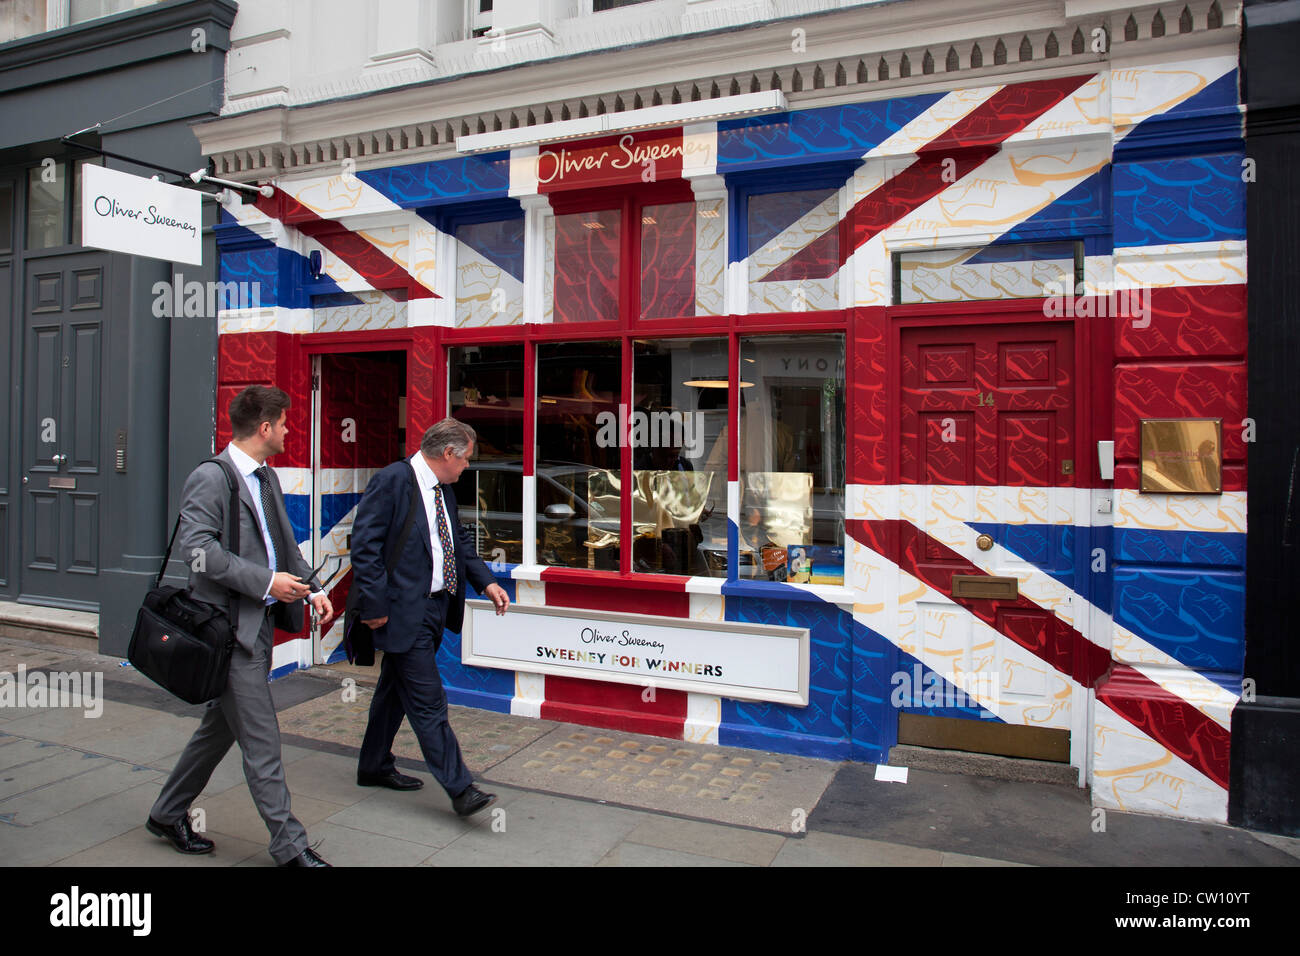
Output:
[463, 601, 809, 706]
[81, 164, 202, 265]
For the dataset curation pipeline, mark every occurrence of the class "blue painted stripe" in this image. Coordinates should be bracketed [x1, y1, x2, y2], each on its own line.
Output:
[1113, 152, 1246, 246]
[356, 152, 512, 208]
[216, 216, 351, 309]
[716, 92, 946, 172]
[1112, 567, 1245, 674]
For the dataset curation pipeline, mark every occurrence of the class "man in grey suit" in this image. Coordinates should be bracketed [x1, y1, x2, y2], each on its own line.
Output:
[146, 385, 335, 867]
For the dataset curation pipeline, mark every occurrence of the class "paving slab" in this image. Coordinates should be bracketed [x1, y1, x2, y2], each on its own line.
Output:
[0, 780, 162, 866]
[771, 830, 945, 867]
[619, 815, 787, 866]
[420, 791, 645, 867]
[0, 746, 117, 800]
[811, 762, 1300, 867]
[325, 782, 529, 849]
[53, 825, 265, 867]
[597, 842, 754, 867]
[298, 820, 442, 867]
[185, 785, 348, 849]
[485, 723, 837, 833]
[0, 758, 163, 826]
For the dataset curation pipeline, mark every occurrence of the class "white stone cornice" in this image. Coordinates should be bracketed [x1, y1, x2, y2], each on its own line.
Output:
[199, 0, 1239, 181]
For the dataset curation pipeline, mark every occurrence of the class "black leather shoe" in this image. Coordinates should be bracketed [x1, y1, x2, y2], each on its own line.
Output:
[280, 847, 331, 867]
[146, 814, 214, 855]
[357, 770, 423, 791]
[451, 784, 497, 817]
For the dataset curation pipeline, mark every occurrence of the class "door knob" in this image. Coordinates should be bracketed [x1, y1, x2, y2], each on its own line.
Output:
[976, 533, 994, 551]
[52, 454, 67, 465]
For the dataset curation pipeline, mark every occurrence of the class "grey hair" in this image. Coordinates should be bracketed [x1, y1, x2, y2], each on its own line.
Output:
[421, 418, 476, 459]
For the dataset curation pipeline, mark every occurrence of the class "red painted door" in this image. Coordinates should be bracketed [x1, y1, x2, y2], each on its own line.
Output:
[893, 321, 1081, 755]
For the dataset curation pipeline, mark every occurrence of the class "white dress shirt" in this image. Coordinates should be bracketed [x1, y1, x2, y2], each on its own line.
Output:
[226, 444, 318, 603]
[410, 451, 456, 593]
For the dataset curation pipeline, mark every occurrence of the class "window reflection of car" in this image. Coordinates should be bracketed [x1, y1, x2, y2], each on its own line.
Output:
[452, 460, 596, 568]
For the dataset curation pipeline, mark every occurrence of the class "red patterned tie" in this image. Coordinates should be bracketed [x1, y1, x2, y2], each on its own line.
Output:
[433, 484, 457, 595]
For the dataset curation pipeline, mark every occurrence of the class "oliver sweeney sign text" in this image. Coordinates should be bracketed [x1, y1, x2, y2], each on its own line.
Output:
[81, 164, 202, 265]
[462, 602, 808, 705]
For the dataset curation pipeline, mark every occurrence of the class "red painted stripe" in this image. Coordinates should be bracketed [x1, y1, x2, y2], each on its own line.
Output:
[850, 518, 1109, 685]
[847, 518, 1230, 789]
[541, 576, 691, 616]
[1096, 665, 1230, 790]
[768, 74, 1094, 278]
[254, 188, 438, 300]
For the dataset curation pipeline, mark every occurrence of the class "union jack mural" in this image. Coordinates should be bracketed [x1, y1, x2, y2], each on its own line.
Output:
[213, 55, 1246, 824]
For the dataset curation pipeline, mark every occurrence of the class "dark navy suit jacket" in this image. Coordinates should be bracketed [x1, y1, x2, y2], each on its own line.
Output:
[350, 459, 495, 653]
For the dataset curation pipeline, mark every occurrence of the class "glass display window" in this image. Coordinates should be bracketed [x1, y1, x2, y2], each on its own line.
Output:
[553, 207, 621, 323]
[450, 345, 526, 565]
[536, 341, 622, 568]
[630, 338, 728, 575]
[639, 201, 696, 320]
[737, 334, 846, 583]
[894, 240, 1083, 304]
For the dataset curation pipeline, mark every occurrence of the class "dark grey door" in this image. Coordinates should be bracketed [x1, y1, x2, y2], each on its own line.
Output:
[21, 253, 107, 608]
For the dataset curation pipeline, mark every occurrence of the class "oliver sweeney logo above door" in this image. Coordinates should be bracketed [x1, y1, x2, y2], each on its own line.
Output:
[81, 165, 201, 265]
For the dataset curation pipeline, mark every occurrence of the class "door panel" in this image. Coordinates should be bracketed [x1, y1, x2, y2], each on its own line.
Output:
[896, 321, 1079, 755]
[311, 351, 407, 663]
[21, 255, 106, 606]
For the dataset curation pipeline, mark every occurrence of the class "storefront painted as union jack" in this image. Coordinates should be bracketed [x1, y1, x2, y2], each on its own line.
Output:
[211, 48, 1246, 824]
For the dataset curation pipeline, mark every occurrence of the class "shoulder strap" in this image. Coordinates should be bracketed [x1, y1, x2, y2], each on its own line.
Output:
[383, 461, 421, 573]
[155, 458, 242, 588]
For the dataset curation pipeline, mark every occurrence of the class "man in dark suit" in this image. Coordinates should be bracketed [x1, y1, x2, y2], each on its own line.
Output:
[351, 418, 510, 817]
[146, 386, 335, 867]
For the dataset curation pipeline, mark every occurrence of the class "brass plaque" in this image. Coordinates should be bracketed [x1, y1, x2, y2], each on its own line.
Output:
[1140, 418, 1222, 494]
[49, 477, 75, 490]
[952, 574, 1018, 600]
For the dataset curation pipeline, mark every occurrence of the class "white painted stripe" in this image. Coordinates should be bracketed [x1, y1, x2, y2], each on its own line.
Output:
[511, 671, 545, 719]
[1092, 699, 1227, 821]
[1113, 241, 1246, 289]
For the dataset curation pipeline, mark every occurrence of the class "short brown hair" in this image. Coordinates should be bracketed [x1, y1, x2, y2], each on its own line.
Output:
[229, 385, 291, 439]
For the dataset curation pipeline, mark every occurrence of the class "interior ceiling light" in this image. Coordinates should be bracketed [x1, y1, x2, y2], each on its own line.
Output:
[683, 378, 754, 388]
[456, 91, 787, 154]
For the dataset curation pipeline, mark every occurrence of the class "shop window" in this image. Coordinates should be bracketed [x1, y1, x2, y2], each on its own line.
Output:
[453, 215, 525, 327]
[553, 208, 620, 323]
[630, 338, 728, 575]
[26, 162, 65, 250]
[738, 334, 845, 583]
[893, 240, 1083, 304]
[537, 341, 622, 568]
[746, 187, 841, 313]
[639, 202, 695, 319]
[450, 345, 525, 565]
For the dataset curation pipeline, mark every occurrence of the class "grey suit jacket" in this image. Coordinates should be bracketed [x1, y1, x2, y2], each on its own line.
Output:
[176, 446, 313, 651]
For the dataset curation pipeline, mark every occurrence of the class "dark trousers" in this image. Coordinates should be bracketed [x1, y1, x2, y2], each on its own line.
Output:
[151, 611, 309, 864]
[358, 592, 473, 797]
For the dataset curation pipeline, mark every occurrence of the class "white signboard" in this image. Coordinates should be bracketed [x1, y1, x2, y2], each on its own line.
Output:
[462, 600, 809, 706]
[81, 164, 202, 265]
